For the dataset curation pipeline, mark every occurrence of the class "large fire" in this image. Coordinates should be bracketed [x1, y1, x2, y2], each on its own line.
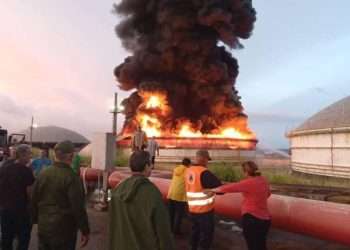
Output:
[114, 0, 258, 149]
[133, 92, 255, 140]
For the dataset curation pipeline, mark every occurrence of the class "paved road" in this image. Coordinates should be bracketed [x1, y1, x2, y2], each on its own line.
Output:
[28, 207, 349, 250]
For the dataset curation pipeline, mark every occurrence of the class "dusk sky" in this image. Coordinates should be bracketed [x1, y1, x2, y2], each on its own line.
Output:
[1, 0, 349, 148]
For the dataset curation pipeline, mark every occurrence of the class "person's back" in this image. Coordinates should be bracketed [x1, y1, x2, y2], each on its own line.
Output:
[0, 161, 34, 213]
[109, 150, 174, 250]
[0, 158, 15, 169]
[32, 141, 89, 250]
[132, 126, 148, 151]
[185, 150, 221, 250]
[110, 176, 173, 250]
[147, 138, 158, 156]
[33, 164, 85, 238]
[168, 164, 187, 202]
[167, 158, 191, 235]
[0, 144, 34, 250]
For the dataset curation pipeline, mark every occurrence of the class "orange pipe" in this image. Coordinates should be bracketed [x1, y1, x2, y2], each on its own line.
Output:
[107, 172, 350, 245]
[80, 168, 103, 182]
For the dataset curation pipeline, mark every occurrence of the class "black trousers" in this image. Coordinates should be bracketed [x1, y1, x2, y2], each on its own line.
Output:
[190, 211, 214, 250]
[242, 213, 271, 250]
[168, 199, 187, 234]
[1, 210, 32, 250]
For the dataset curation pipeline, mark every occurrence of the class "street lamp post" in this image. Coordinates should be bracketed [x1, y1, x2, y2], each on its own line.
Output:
[112, 93, 118, 136]
[95, 93, 124, 211]
[29, 116, 38, 146]
[110, 93, 124, 136]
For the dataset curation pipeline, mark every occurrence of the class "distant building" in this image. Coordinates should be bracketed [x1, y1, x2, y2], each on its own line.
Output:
[20, 126, 89, 148]
[288, 96, 350, 178]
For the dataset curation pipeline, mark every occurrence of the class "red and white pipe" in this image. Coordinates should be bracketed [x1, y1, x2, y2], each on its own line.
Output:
[82, 168, 350, 246]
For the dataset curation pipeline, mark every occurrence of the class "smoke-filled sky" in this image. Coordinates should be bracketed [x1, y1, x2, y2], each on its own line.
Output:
[1, 0, 349, 148]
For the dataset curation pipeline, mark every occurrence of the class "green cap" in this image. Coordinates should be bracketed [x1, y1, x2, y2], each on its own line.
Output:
[54, 140, 75, 154]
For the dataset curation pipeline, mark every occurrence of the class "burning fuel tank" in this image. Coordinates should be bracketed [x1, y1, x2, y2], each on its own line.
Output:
[117, 135, 257, 163]
[113, 0, 258, 151]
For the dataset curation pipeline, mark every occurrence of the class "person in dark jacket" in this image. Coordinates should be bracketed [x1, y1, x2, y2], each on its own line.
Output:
[109, 150, 174, 250]
[0, 144, 35, 250]
[32, 140, 90, 250]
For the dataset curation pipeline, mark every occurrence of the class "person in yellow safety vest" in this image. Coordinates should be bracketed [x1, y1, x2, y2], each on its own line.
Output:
[167, 157, 191, 235]
[185, 150, 222, 250]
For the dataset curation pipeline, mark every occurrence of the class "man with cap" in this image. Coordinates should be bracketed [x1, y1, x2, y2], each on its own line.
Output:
[32, 140, 90, 250]
[185, 150, 222, 250]
[109, 150, 174, 250]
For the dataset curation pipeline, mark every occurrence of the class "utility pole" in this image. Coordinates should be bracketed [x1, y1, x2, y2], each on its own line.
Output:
[112, 93, 118, 136]
[95, 93, 122, 211]
[30, 116, 34, 146]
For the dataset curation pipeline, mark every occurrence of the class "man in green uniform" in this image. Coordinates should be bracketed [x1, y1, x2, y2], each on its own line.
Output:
[109, 150, 174, 250]
[32, 140, 90, 250]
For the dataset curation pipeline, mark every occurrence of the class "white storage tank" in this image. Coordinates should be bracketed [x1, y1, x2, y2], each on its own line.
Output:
[288, 96, 350, 178]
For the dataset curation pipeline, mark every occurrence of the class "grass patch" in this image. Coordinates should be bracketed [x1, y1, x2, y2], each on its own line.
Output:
[207, 162, 349, 188]
[114, 149, 129, 167]
[262, 169, 305, 185]
[76, 149, 129, 167]
[208, 162, 242, 182]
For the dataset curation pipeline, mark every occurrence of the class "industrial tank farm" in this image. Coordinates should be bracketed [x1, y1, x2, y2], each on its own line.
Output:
[288, 96, 350, 178]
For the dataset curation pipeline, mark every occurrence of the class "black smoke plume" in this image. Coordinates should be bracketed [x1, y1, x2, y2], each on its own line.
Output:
[113, 0, 257, 135]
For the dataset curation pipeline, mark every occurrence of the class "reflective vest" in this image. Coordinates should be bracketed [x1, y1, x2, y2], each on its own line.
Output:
[185, 166, 215, 214]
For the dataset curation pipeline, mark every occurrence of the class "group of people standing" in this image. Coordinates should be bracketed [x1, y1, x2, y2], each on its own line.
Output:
[0, 141, 87, 250]
[110, 146, 272, 250]
[0, 131, 271, 250]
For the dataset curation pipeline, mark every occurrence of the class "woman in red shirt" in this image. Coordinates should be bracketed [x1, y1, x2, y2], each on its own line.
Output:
[213, 161, 271, 250]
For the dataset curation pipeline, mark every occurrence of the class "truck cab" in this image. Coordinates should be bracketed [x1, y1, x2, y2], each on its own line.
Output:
[0, 127, 26, 162]
[0, 128, 8, 161]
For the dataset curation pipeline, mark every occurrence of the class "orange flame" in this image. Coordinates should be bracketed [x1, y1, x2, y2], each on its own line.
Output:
[179, 124, 202, 138]
[220, 128, 248, 139]
[135, 92, 255, 140]
[140, 91, 170, 116]
[137, 91, 170, 137]
[146, 95, 162, 109]
[139, 114, 162, 137]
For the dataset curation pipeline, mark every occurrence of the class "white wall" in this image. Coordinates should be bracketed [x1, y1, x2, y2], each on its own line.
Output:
[291, 131, 350, 178]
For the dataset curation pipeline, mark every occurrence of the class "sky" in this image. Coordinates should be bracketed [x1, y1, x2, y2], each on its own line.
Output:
[0, 0, 349, 149]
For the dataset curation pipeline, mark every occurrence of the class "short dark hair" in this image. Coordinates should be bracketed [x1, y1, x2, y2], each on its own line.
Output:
[15, 144, 31, 159]
[129, 151, 150, 172]
[182, 158, 191, 166]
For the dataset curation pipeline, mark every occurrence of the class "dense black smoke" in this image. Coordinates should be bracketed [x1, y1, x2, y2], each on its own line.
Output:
[114, 0, 256, 135]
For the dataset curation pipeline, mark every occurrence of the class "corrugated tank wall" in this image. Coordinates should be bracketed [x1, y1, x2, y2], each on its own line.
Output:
[290, 128, 350, 178]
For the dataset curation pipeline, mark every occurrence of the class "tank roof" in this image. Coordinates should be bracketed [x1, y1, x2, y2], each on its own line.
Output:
[293, 96, 350, 132]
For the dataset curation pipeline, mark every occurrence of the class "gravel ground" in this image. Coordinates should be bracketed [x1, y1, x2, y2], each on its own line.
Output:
[28, 207, 349, 250]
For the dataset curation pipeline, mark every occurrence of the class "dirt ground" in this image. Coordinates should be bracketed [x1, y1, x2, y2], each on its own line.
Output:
[28, 207, 349, 250]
